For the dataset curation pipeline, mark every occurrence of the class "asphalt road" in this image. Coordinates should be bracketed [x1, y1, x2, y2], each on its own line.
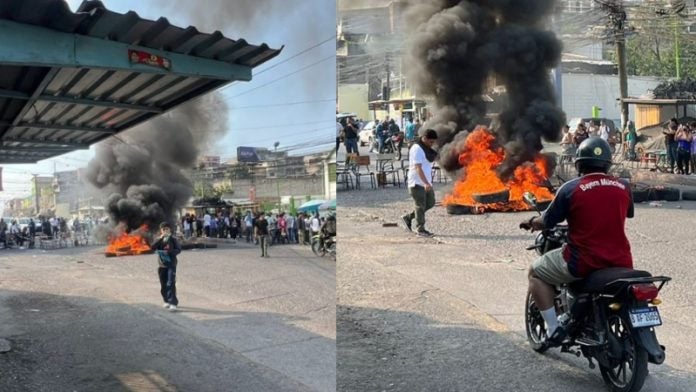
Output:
[337, 181, 696, 392]
[0, 240, 335, 392]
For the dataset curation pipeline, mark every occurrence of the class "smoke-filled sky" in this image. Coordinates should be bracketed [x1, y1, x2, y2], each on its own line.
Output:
[404, 0, 565, 180]
[0, 0, 335, 204]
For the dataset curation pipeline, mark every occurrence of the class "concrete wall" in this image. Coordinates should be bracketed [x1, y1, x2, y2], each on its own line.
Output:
[338, 83, 370, 120]
[562, 73, 663, 123]
[231, 177, 327, 201]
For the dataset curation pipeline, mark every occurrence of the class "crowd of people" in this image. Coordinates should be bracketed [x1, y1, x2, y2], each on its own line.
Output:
[559, 120, 623, 158]
[0, 215, 98, 249]
[179, 210, 336, 246]
[560, 118, 696, 175]
[337, 116, 423, 156]
[662, 118, 696, 175]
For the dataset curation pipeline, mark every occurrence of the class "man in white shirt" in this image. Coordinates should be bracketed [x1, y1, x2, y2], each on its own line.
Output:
[203, 212, 211, 237]
[402, 129, 438, 237]
[286, 214, 296, 243]
[310, 213, 321, 236]
[599, 120, 610, 141]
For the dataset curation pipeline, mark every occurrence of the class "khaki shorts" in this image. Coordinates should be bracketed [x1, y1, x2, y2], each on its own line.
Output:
[532, 247, 580, 286]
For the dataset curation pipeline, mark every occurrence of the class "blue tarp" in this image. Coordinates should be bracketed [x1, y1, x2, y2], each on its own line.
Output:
[319, 199, 336, 210]
[297, 199, 326, 213]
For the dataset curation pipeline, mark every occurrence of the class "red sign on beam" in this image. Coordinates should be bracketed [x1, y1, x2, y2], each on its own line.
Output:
[128, 49, 171, 70]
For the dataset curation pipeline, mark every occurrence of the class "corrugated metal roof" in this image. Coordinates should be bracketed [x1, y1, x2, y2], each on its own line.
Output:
[0, 0, 283, 164]
[0, 0, 282, 68]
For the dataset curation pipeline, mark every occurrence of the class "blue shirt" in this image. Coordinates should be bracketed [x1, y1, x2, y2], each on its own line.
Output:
[405, 122, 415, 140]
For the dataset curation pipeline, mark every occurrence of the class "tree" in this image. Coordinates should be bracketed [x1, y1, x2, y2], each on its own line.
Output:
[615, 0, 696, 78]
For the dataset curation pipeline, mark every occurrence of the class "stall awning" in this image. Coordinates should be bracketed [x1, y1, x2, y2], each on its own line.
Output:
[0, 0, 282, 163]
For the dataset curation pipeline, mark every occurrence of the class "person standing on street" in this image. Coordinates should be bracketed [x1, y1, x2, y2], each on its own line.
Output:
[255, 213, 270, 257]
[310, 212, 321, 240]
[402, 129, 438, 237]
[675, 124, 692, 175]
[405, 117, 416, 144]
[336, 120, 344, 153]
[625, 120, 637, 161]
[286, 213, 296, 244]
[151, 222, 181, 312]
[343, 118, 359, 158]
[304, 214, 312, 245]
[664, 118, 679, 173]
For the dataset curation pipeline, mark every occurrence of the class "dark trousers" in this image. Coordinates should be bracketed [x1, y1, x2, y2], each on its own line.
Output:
[345, 138, 359, 155]
[158, 266, 178, 306]
[406, 185, 436, 232]
[667, 141, 678, 170]
[677, 148, 691, 174]
[260, 234, 269, 256]
[336, 137, 341, 153]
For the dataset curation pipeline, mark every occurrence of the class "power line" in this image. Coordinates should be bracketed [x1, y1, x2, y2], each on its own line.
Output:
[228, 120, 334, 132]
[253, 36, 335, 77]
[230, 54, 335, 98]
[231, 98, 335, 110]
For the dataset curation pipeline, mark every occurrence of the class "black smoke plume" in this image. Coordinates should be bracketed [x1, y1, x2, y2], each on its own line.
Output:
[404, 0, 565, 179]
[85, 93, 228, 232]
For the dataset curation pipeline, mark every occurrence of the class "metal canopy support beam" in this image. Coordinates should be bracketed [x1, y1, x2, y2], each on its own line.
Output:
[9, 67, 60, 130]
[2, 137, 89, 149]
[17, 122, 116, 134]
[0, 159, 39, 164]
[0, 90, 164, 113]
[0, 146, 75, 153]
[0, 20, 252, 81]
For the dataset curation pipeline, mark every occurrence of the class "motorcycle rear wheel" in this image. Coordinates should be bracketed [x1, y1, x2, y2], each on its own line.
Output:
[524, 291, 549, 353]
[599, 314, 649, 392]
[311, 239, 326, 257]
[327, 242, 336, 259]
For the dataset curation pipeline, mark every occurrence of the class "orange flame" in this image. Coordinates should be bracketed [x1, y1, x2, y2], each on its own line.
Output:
[106, 224, 151, 256]
[443, 127, 554, 211]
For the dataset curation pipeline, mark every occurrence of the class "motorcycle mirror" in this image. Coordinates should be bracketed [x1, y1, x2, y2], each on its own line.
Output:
[523, 192, 537, 207]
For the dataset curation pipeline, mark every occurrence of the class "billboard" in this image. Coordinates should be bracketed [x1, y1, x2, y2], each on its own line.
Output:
[237, 147, 260, 163]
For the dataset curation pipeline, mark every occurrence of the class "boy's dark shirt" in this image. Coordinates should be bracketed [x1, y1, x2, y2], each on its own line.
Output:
[255, 219, 269, 236]
[150, 236, 181, 268]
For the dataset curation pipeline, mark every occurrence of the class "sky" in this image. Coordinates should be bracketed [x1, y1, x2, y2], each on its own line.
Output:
[0, 0, 336, 202]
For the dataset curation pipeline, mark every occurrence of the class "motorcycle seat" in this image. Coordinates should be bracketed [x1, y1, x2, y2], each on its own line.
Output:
[570, 267, 652, 293]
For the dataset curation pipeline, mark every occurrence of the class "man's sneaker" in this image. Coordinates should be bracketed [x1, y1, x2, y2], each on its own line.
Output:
[168, 305, 177, 312]
[545, 326, 567, 348]
[416, 229, 434, 237]
[401, 215, 412, 232]
[163, 303, 170, 308]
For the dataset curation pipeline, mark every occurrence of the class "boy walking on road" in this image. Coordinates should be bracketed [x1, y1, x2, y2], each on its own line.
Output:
[151, 222, 181, 311]
[255, 213, 270, 258]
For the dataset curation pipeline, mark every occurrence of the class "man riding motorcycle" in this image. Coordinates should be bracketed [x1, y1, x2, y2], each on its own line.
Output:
[520, 137, 634, 347]
[320, 213, 336, 249]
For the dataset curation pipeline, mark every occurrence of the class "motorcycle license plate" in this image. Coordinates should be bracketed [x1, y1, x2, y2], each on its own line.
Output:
[629, 307, 662, 328]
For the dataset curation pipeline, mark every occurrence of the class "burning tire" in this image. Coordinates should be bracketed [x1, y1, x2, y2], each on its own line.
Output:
[472, 189, 510, 204]
[446, 204, 484, 215]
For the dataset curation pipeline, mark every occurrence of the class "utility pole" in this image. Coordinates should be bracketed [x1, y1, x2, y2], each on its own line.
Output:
[601, 0, 629, 131]
[385, 52, 390, 118]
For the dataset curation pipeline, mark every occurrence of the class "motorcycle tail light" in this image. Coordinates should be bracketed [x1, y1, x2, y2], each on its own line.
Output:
[630, 283, 659, 301]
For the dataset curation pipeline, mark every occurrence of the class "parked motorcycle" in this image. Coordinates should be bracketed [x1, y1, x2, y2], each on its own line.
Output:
[521, 192, 671, 392]
[311, 233, 335, 259]
[381, 132, 404, 160]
